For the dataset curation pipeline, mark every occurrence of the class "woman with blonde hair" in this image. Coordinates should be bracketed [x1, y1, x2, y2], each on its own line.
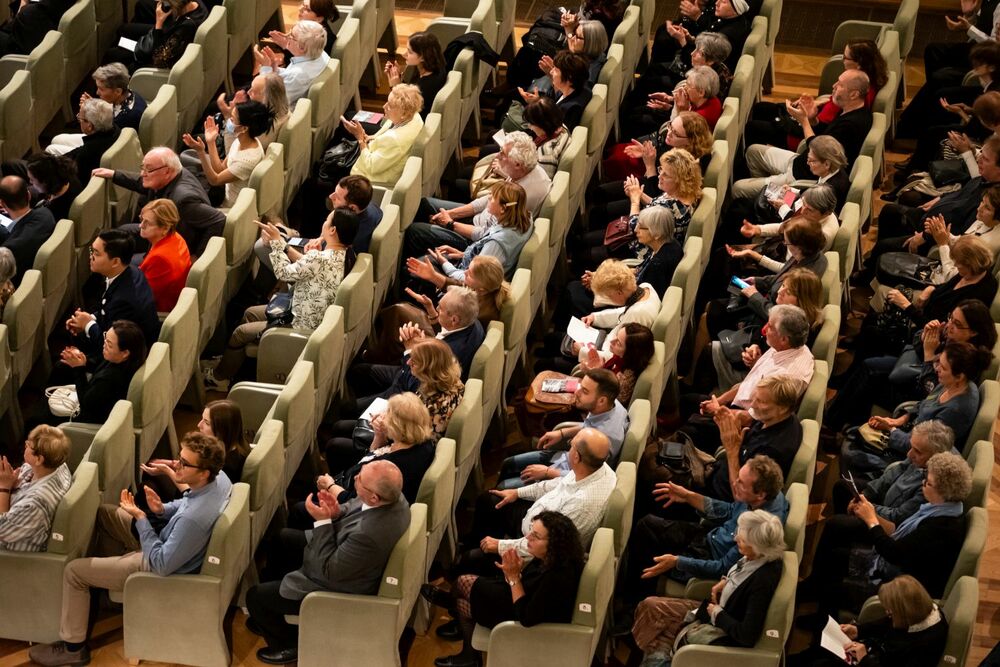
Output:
[342, 83, 425, 184]
[137, 198, 191, 311]
[410, 338, 465, 441]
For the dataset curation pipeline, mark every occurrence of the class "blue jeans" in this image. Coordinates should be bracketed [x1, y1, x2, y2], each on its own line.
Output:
[495, 450, 557, 490]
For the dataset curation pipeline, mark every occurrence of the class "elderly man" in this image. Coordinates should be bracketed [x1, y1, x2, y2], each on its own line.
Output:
[47, 98, 121, 179]
[625, 455, 788, 604]
[734, 69, 873, 200]
[92, 147, 226, 256]
[0, 175, 55, 284]
[253, 19, 330, 104]
[246, 460, 410, 665]
[28, 433, 231, 667]
[683, 304, 814, 454]
[403, 131, 552, 259]
[497, 368, 631, 489]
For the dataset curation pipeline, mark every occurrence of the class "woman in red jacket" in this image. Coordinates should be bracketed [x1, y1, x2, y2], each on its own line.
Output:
[138, 198, 191, 312]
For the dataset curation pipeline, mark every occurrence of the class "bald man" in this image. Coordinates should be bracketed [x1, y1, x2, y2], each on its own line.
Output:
[0, 174, 55, 283]
[246, 460, 411, 664]
[92, 147, 225, 256]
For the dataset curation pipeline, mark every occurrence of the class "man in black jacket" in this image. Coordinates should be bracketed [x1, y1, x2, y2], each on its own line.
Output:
[61, 98, 121, 181]
[0, 175, 55, 284]
[91, 146, 225, 256]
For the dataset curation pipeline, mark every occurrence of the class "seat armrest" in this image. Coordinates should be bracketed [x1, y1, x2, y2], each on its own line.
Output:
[486, 621, 596, 664]
[673, 646, 781, 667]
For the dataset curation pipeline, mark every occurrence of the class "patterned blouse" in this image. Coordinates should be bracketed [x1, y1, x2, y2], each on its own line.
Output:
[419, 383, 465, 442]
[628, 195, 694, 256]
[268, 241, 348, 330]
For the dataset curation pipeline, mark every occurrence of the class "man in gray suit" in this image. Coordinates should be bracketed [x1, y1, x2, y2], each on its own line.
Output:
[245, 460, 411, 665]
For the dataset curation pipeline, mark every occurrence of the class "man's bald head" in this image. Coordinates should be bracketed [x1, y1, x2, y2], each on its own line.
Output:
[145, 147, 182, 174]
[839, 69, 870, 98]
[573, 427, 610, 471]
[364, 460, 404, 505]
[0, 175, 29, 211]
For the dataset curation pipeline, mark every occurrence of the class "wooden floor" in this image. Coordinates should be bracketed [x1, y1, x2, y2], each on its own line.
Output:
[0, 5, 997, 667]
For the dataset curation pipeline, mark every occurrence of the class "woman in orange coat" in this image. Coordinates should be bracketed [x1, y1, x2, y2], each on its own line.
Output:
[138, 198, 191, 311]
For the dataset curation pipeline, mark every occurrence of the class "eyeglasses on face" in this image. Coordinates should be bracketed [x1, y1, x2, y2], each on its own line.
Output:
[174, 456, 208, 471]
[139, 164, 167, 175]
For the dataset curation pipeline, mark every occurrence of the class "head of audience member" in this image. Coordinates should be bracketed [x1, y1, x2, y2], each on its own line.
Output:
[976, 186, 1000, 229]
[970, 41, 1000, 88]
[568, 19, 608, 59]
[658, 148, 703, 204]
[831, 69, 869, 111]
[328, 174, 374, 214]
[945, 300, 998, 350]
[92, 62, 132, 106]
[26, 153, 78, 196]
[464, 255, 510, 314]
[138, 198, 180, 247]
[735, 455, 784, 508]
[568, 427, 610, 476]
[383, 83, 424, 125]
[906, 421, 955, 469]
[937, 340, 993, 388]
[249, 73, 291, 124]
[798, 183, 838, 224]
[489, 181, 532, 233]
[779, 215, 826, 262]
[843, 39, 888, 91]
[161, 0, 196, 15]
[104, 319, 147, 375]
[608, 322, 655, 376]
[591, 259, 639, 305]
[353, 459, 404, 507]
[90, 229, 133, 279]
[497, 131, 540, 180]
[408, 338, 462, 397]
[528, 511, 586, 572]
[297, 0, 339, 25]
[765, 304, 811, 351]
[138, 147, 182, 190]
[635, 205, 676, 251]
[583, 0, 625, 21]
[975, 136, 1000, 182]
[198, 399, 251, 459]
[0, 247, 15, 288]
[381, 392, 433, 447]
[663, 111, 713, 161]
[405, 31, 446, 75]
[691, 32, 731, 69]
[437, 285, 480, 331]
[923, 452, 972, 505]
[775, 268, 824, 327]
[23, 425, 70, 476]
[950, 235, 994, 282]
[735, 509, 785, 563]
[715, 0, 751, 19]
[972, 91, 1000, 133]
[0, 176, 30, 216]
[77, 98, 114, 137]
[877, 576, 936, 631]
[748, 375, 800, 426]
[551, 50, 590, 95]
[321, 207, 360, 252]
[287, 20, 328, 59]
[683, 66, 721, 107]
[804, 136, 847, 178]
[233, 100, 275, 141]
[524, 97, 567, 142]
[573, 368, 620, 415]
[176, 431, 227, 487]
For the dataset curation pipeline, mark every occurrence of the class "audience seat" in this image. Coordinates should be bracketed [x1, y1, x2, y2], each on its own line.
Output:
[787, 418, 819, 495]
[632, 341, 666, 417]
[68, 178, 109, 302]
[557, 126, 588, 220]
[687, 187, 718, 269]
[518, 217, 550, 324]
[539, 171, 570, 283]
[58, 0, 98, 110]
[186, 236, 227, 366]
[811, 304, 841, 371]
[222, 188, 259, 303]
[3, 269, 44, 390]
[238, 418, 285, 602]
[368, 202, 402, 312]
[618, 398, 652, 468]
[330, 17, 363, 114]
[31, 218, 73, 337]
[713, 97, 740, 151]
[414, 112, 443, 195]
[430, 70, 464, 164]
[796, 359, 829, 425]
[499, 268, 531, 394]
[468, 319, 504, 431]
[306, 58, 343, 161]
[0, 324, 22, 442]
[388, 156, 422, 233]
[961, 380, 998, 457]
[223, 0, 255, 94]
[703, 142, 730, 216]
[138, 83, 180, 152]
[192, 5, 229, 110]
[0, 31, 68, 150]
[598, 44, 624, 140]
[249, 142, 286, 219]
[277, 97, 313, 211]
[334, 253, 375, 367]
[131, 43, 204, 139]
[129, 341, 173, 466]
[580, 83, 609, 181]
[413, 437, 457, 630]
[0, 70, 31, 161]
[94, 0, 123, 57]
[255, 0, 285, 34]
[99, 127, 144, 226]
[966, 440, 992, 512]
[157, 287, 201, 423]
[446, 378, 485, 514]
[600, 461, 637, 568]
[610, 6, 639, 104]
[669, 235, 704, 337]
[61, 400, 134, 504]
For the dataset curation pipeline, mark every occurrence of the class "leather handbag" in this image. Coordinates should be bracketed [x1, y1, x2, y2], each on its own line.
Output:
[603, 215, 635, 251]
[929, 158, 969, 187]
[318, 139, 360, 182]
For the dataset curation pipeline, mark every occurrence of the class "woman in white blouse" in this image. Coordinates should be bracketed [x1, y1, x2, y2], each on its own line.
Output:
[576, 259, 662, 363]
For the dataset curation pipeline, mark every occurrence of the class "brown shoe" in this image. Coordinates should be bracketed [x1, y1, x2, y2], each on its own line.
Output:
[27, 642, 91, 666]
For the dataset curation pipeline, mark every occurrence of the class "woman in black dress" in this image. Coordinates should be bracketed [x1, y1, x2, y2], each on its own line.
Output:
[424, 510, 586, 667]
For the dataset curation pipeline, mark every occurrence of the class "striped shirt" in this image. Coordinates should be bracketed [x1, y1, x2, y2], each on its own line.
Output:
[0, 463, 72, 552]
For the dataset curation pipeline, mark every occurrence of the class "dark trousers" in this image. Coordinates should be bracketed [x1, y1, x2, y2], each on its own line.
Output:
[875, 203, 924, 242]
[245, 582, 303, 650]
[342, 363, 401, 417]
[625, 514, 710, 603]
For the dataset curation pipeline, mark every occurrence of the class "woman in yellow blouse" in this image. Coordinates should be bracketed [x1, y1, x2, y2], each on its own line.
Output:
[341, 83, 424, 185]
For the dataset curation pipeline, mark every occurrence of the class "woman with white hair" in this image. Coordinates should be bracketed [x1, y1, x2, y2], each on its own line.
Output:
[46, 98, 120, 178]
[47, 63, 146, 156]
[340, 83, 424, 185]
[630, 510, 786, 667]
[254, 19, 331, 103]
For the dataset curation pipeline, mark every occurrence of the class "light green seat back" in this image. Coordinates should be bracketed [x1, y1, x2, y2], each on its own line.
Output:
[5, 31, 65, 140]
[938, 576, 978, 667]
[943, 507, 988, 599]
[331, 18, 362, 113]
[68, 178, 108, 297]
[416, 437, 456, 558]
[59, 0, 98, 105]
[784, 482, 808, 564]
[94, 0, 123, 55]
[333, 253, 374, 364]
[431, 70, 464, 161]
[138, 83, 179, 152]
[744, 16, 768, 92]
[668, 236, 704, 332]
[255, 0, 285, 34]
[127, 341, 172, 463]
[610, 7, 639, 94]
[966, 440, 992, 512]
[194, 5, 228, 106]
[581, 84, 608, 174]
[250, 142, 285, 219]
[389, 156, 422, 232]
[242, 419, 284, 549]
[598, 44, 624, 129]
[307, 58, 342, 160]
[369, 203, 401, 311]
[787, 419, 818, 496]
[224, 0, 255, 87]
[619, 398, 651, 468]
[100, 127, 144, 225]
[500, 269, 531, 387]
[600, 462, 636, 561]
[32, 218, 73, 335]
[713, 97, 739, 148]
[0, 70, 31, 161]
[348, 0, 377, 76]
[703, 142, 729, 212]
[812, 304, 841, 371]
[196, 482, 251, 614]
[987, 324, 1000, 380]
[834, 202, 860, 283]
[47, 461, 100, 556]
[301, 305, 346, 417]
[963, 380, 998, 457]
[451, 47, 477, 132]
[185, 236, 227, 351]
[0, 324, 16, 426]
[653, 286, 683, 375]
[271, 361, 316, 488]
[446, 378, 485, 494]
[750, 551, 798, 654]
[157, 288, 199, 405]
[277, 98, 313, 210]
[163, 43, 204, 136]
[469, 320, 504, 425]
[730, 55, 755, 130]
[414, 112, 443, 194]
[893, 0, 918, 59]
[632, 341, 665, 417]
[559, 126, 588, 217]
[517, 218, 549, 319]
[797, 360, 829, 424]
[2, 269, 43, 388]
[81, 401, 134, 504]
[222, 187, 258, 302]
[860, 114, 887, 180]
[686, 187, 718, 269]
[539, 171, 570, 277]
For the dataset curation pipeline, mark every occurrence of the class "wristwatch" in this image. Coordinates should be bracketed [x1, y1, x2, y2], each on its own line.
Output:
[446, 221, 455, 231]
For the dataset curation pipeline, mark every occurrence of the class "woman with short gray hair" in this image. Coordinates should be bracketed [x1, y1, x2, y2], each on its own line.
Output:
[630, 509, 786, 665]
[47, 64, 147, 156]
[634, 206, 683, 297]
[45, 97, 122, 178]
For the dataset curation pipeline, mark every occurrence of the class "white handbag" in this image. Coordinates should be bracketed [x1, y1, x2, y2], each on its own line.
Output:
[45, 385, 80, 419]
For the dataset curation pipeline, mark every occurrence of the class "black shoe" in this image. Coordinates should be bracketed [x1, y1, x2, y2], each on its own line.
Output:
[245, 615, 265, 637]
[421, 583, 454, 610]
[436, 618, 462, 641]
[434, 653, 481, 667]
[256, 647, 298, 665]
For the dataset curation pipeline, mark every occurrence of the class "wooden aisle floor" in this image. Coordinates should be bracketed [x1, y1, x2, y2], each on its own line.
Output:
[0, 4, 997, 666]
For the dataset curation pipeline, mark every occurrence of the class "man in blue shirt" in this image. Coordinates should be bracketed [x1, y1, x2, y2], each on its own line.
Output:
[29, 433, 232, 667]
[624, 455, 789, 604]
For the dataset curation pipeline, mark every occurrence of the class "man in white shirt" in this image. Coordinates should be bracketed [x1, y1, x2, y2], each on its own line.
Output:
[254, 20, 330, 104]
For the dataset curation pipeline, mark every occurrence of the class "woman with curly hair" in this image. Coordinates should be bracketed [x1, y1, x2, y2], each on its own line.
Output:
[423, 510, 586, 667]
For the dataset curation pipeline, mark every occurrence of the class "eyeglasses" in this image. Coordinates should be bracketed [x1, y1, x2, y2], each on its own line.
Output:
[947, 315, 969, 329]
[526, 530, 549, 541]
[174, 456, 209, 471]
[665, 126, 688, 139]
[139, 164, 167, 175]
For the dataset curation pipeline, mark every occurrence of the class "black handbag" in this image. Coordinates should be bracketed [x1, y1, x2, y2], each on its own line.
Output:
[264, 290, 294, 329]
[718, 325, 762, 365]
[928, 158, 969, 187]
[876, 252, 937, 289]
[318, 139, 360, 182]
[871, 285, 915, 354]
[351, 418, 376, 452]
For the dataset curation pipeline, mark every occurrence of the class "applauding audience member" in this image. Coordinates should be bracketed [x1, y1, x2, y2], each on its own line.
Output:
[0, 425, 72, 552]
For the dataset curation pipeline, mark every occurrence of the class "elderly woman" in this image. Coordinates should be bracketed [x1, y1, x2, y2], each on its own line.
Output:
[0, 425, 72, 552]
[631, 64, 723, 140]
[254, 20, 330, 104]
[136, 199, 191, 312]
[54, 98, 119, 184]
[107, 0, 208, 71]
[528, 19, 608, 99]
[220, 73, 291, 153]
[385, 31, 447, 117]
[205, 210, 358, 391]
[341, 83, 425, 185]
[424, 511, 585, 667]
[632, 32, 732, 117]
[630, 510, 785, 667]
[48, 64, 145, 155]
[651, 0, 752, 72]
[182, 100, 274, 209]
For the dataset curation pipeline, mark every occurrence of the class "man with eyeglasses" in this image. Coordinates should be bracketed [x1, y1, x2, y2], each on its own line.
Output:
[29, 432, 232, 667]
[92, 146, 225, 256]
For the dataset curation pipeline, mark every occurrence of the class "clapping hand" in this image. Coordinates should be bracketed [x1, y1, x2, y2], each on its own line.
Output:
[699, 393, 722, 416]
[518, 87, 541, 104]
[59, 346, 87, 368]
[0, 456, 17, 490]
[652, 481, 692, 508]
[741, 344, 762, 369]
[119, 489, 146, 521]
[903, 231, 925, 253]
[384, 59, 402, 87]
[944, 14, 972, 31]
[624, 174, 643, 202]
[305, 489, 341, 521]
[947, 130, 973, 154]
[404, 288, 436, 317]
[181, 132, 207, 154]
[65, 309, 95, 335]
[924, 215, 951, 246]
[538, 55, 555, 74]
[143, 485, 164, 515]
[497, 547, 525, 579]
[647, 92, 674, 111]
[267, 30, 291, 50]
[740, 220, 760, 238]
[340, 116, 365, 141]
[398, 321, 426, 349]
[405, 256, 438, 283]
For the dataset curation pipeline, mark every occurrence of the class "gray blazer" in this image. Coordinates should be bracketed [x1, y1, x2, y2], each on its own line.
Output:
[279, 497, 411, 601]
